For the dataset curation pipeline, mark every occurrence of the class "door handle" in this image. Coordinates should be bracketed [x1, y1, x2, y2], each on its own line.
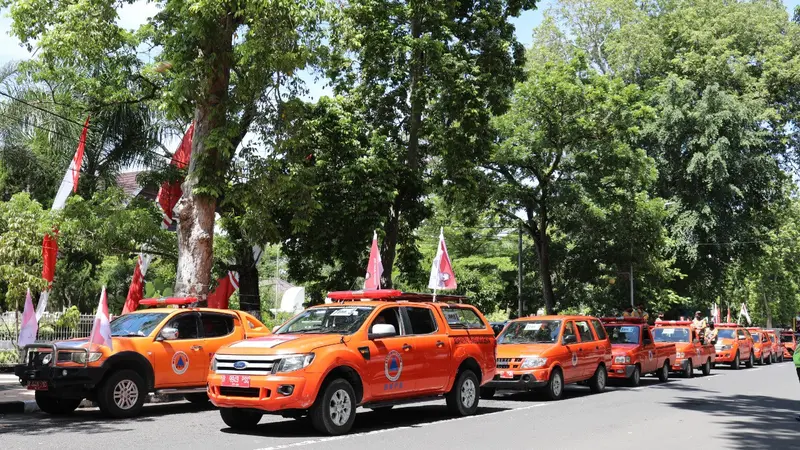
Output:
[402, 344, 412, 351]
[436, 341, 445, 348]
[191, 345, 203, 351]
[578, 348, 583, 352]
[595, 346, 599, 350]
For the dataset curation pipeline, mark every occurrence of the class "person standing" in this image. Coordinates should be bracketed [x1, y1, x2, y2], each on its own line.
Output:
[635, 305, 650, 322]
[655, 313, 665, 323]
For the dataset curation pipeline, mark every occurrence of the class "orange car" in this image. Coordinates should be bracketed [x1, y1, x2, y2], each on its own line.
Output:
[747, 327, 773, 365]
[16, 298, 269, 418]
[483, 315, 612, 401]
[207, 289, 496, 436]
[601, 317, 675, 386]
[781, 331, 797, 359]
[765, 330, 783, 363]
[652, 321, 715, 377]
[713, 323, 755, 369]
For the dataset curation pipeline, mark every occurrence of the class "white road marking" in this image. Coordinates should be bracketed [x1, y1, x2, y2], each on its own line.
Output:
[252, 403, 548, 450]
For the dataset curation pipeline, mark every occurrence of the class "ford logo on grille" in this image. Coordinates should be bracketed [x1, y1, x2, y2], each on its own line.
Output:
[233, 361, 248, 370]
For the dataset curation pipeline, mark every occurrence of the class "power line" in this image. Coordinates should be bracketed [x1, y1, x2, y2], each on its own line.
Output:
[0, 91, 88, 129]
[0, 111, 78, 142]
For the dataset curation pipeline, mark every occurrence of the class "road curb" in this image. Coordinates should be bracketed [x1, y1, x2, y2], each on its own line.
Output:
[0, 400, 39, 414]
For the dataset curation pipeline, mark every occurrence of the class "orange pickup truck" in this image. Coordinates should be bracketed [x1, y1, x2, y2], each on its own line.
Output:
[207, 290, 496, 435]
[765, 330, 783, 363]
[652, 321, 715, 378]
[601, 318, 675, 386]
[484, 315, 612, 401]
[16, 298, 270, 418]
[713, 323, 755, 369]
[747, 328, 773, 365]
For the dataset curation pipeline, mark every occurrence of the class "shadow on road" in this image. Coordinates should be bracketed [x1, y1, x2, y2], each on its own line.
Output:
[0, 400, 214, 435]
[222, 404, 510, 438]
[664, 394, 800, 450]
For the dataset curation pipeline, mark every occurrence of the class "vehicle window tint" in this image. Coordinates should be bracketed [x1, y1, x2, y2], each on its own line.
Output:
[642, 327, 652, 342]
[405, 307, 438, 335]
[575, 321, 594, 342]
[737, 329, 745, 339]
[167, 313, 199, 340]
[201, 314, 234, 338]
[563, 321, 577, 343]
[590, 319, 607, 340]
[370, 307, 402, 335]
[440, 307, 486, 330]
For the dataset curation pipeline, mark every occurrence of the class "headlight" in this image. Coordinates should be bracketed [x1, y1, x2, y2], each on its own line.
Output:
[69, 352, 102, 364]
[272, 353, 315, 373]
[520, 357, 547, 369]
[676, 352, 685, 359]
[718, 345, 732, 351]
[614, 356, 631, 364]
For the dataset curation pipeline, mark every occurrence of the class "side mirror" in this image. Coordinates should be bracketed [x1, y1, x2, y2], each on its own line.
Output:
[643, 339, 652, 345]
[368, 324, 397, 340]
[158, 327, 179, 341]
[562, 334, 577, 345]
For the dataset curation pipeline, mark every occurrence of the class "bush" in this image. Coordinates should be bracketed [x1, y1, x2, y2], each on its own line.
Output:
[55, 306, 80, 330]
[0, 350, 19, 365]
[38, 325, 55, 340]
[261, 311, 295, 331]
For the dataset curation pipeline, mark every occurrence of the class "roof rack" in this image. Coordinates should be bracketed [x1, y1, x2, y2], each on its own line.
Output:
[139, 297, 198, 308]
[654, 320, 692, 326]
[326, 289, 467, 303]
[600, 317, 646, 324]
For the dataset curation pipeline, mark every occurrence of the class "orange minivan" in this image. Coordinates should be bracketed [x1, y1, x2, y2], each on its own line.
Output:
[781, 331, 797, 359]
[483, 315, 612, 401]
[747, 328, 773, 365]
[765, 330, 783, 363]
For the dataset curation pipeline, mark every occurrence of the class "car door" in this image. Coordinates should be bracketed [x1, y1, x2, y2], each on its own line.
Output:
[402, 306, 450, 393]
[574, 320, 597, 378]
[640, 326, 656, 373]
[740, 329, 753, 358]
[199, 311, 240, 379]
[560, 320, 582, 383]
[151, 312, 207, 387]
[365, 306, 417, 399]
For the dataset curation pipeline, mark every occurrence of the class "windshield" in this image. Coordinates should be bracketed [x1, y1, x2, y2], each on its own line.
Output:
[605, 325, 640, 344]
[653, 327, 691, 343]
[751, 332, 761, 341]
[718, 329, 736, 339]
[781, 334, 794, 343]
[110, 313, 169, 337]
[498, 320, 562, 344]
[275, 306, 374, 335]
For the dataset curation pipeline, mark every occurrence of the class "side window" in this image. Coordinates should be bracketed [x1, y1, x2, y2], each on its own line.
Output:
[166, 313, 199, 340]
[642, 327, 652, 342]
[370, 307, 402, 335]
[575, 321, 594, 342]
[404, 307, 438, 335]
[737, 329, 745, 340]
[590, 319, 607, 340]
[440, 307, 487, 330]
[563, 321, 577, 343]
[201, 314, 235, 338]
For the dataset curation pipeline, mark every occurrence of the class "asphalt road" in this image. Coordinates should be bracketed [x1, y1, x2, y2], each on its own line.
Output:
[2, 362, 799, 450]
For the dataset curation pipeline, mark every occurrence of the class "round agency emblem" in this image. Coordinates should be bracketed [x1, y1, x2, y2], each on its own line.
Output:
[172, 351, 189, 375]
[384, 350, 403, 382]
[571, 352, 578, 367]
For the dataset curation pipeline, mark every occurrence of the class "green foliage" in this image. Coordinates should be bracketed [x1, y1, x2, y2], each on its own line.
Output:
[0, 193, 50, 308]
[55, 306, 80, 330]
[0, 349, 19, 365]
[144, 279, 174, 299]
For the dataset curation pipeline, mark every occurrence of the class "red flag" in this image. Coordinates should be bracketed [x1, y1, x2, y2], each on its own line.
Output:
[428, 228, 457, 290]
[122, 254, 152, 314]
[156, 123, 194, 228]
[207, 272, 239, 309]
[72, 116, 89, 191]
[52, 115, 90, 209]
[88, 286, 113, 351]
[364, 231, 383, 290]
[41, 231, 58, 283]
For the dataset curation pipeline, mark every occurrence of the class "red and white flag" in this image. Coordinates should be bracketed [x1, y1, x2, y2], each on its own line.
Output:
[156, 123, 194, 228]
[88, 286, 113, 351]
[428, 228, 457, 291]
[712, 303, 721, 324]
[121, 254, 153, 314]
[207, 272, 240, 309]
[364, 231, 383, 290]
[739, 302, 752, 325]
[52, 116, 90, 211]
[18, 289, 38, 347]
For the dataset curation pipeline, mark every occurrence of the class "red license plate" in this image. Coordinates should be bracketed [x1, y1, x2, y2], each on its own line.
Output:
[26, 381, 48, 391]
[221, 375, 251, 388]
[500, 371, 514, 379]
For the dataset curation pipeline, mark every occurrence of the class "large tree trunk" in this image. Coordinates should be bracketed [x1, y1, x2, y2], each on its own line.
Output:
[173, 15, 235, 301]
[381, 207, 400, 288]
[529, 207, 555, 315]
[237, 243, 261, 312]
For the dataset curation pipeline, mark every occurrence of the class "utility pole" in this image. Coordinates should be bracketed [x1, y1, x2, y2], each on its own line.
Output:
[275, 245, 280, 311]
[518, 223, 523, 318]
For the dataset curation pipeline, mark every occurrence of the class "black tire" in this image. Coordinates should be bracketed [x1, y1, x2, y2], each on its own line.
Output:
[446, 370, 480, 416]
[732, 353, 740, 370]
[589, 365, 607, 394]
[96, 369, 146, 419]
[767, 353, 773, 365]
[310, 378, 357, 435]
[759, 354, 765, 365]
[34, 391, 81, 415]
[184, 393, 209, 405]
[479, 387, 496, 400]
[746, 352, 754, 368]
[683, 360, 693, 378]
[628, 365, 641, 387]
[780, 354, 785, 363]
[657, 361, 669, 382]
[543, 368, 564, 401]
[220, 408, 263, 430]
[702, 359, 711, 376]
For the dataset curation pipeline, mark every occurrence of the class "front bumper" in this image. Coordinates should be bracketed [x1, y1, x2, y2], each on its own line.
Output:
[483, 368, 549, 390]
[608, 364, 636, 379]
[715, 350, 736, 362]
[671, 359, 690, 372]
[14, 364, 105, 397]
[208, 373, 314, 412]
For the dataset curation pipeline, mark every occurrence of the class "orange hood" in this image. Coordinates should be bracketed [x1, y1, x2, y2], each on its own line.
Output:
[216, 334, 345, 356]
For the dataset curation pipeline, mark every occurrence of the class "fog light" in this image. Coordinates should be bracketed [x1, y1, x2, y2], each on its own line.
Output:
[521, 374, 532, 383]
[277, 385, 294, 396]
[62, 369, 68, 376]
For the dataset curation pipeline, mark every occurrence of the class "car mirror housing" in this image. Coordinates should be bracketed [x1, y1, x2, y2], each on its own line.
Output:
[368, 324, 397, 340]
[158, 327, 179, 341]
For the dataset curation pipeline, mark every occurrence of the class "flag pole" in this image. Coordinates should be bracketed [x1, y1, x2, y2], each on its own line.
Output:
[433, 288, 437, 302]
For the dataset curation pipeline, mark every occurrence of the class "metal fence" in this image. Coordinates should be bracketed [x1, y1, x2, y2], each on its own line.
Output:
[0, 312, 99, 365]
